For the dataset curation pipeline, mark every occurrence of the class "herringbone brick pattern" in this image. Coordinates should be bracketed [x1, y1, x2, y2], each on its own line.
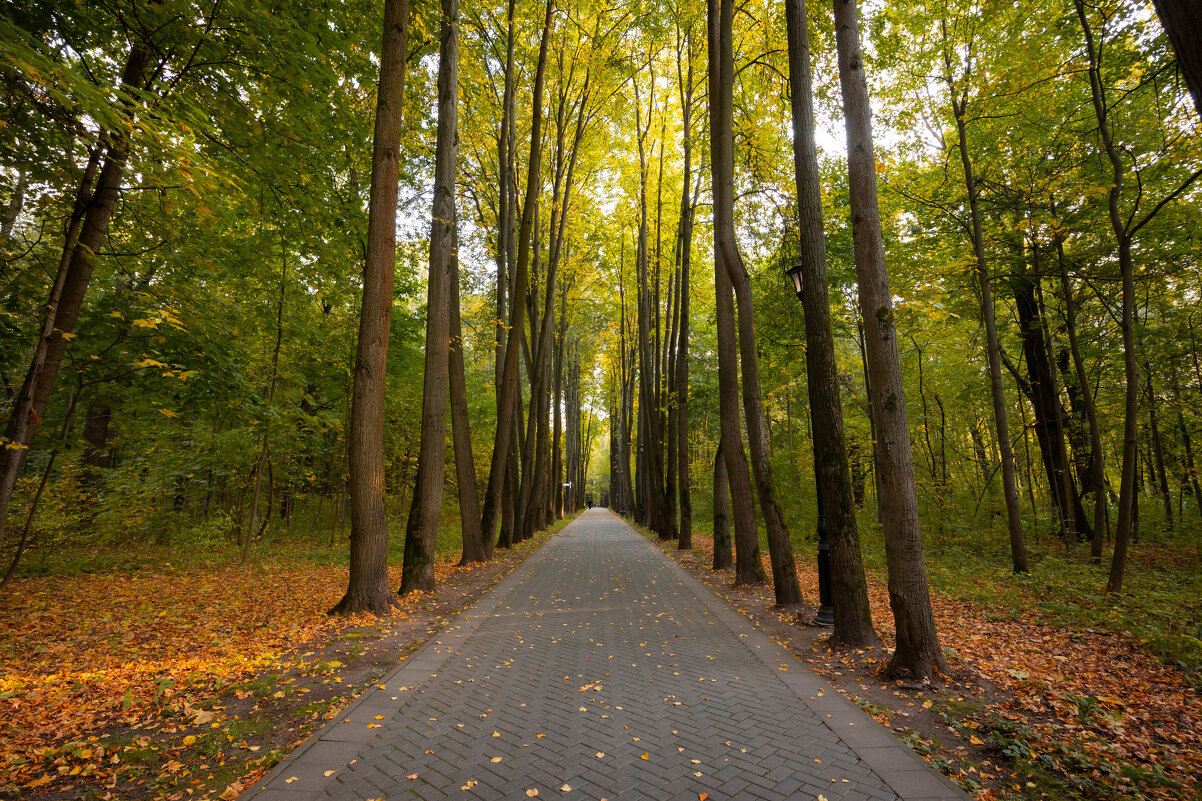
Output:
[249, 511, 967, 801]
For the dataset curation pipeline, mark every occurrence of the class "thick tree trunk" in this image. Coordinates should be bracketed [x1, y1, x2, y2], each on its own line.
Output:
[786, 0, 878, 642]
[833, 0, 946, 678]
[332, 0, 409, 615]
[399, 0, 459, 595]
[1151, 0, 1202, 121]
[1013, 259, 1089, 546]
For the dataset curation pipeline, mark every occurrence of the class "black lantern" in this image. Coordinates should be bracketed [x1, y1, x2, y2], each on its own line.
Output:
[785, 258, 805, 301]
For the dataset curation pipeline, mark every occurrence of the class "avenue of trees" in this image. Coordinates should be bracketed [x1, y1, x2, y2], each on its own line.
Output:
[2, 0, 1199, 680]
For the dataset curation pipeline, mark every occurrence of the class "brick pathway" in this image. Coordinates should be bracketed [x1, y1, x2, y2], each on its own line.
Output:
[248, 510, 968, 801]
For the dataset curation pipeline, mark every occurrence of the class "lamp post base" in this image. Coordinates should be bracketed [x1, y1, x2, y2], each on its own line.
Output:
[813, 605, 834, 627]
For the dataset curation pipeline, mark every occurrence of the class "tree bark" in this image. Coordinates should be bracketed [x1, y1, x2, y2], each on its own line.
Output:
[786, 0, 878, 642]
[1053, 223, 1107, 560]
[1151, 0, 1202, 121]
[331, 0, 408, 615]
[833, 0, 946, 678]
[707, 0, 765, 588]
[480, 0, 555, 544]
[712, 0, 798, 604]
[712, 438, 733, 570]
[399, 0, 458, 595]
[451, 229, 486, 564]
[674, 38, 695, 550]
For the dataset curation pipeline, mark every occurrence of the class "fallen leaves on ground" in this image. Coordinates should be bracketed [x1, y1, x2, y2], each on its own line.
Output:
[0, 541, 534, 796]
[651, 532, 1201, 800]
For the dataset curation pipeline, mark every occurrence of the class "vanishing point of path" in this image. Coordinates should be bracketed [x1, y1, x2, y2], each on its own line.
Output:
[249, 510, 969, 801]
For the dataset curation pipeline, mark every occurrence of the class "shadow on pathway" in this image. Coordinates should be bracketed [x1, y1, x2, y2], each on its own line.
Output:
[247, 509, 968, 801]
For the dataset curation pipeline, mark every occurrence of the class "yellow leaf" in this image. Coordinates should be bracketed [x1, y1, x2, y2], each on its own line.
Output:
[159, 408, 178, 418]
[699, 795, 709, 801]
[560, 783, 572, 791]
[526, 790, 539, 798]
[407, 773, 418, 780]
[182, 735, 197, 746]
[640, 753, 650, 760]
[970, 735, 985, 745]
[491, 757, 502, 763]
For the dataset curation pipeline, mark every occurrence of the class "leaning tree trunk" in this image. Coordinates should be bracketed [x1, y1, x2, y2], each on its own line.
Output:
[786, 0, 878, 641]
[942, 22, 1027, 572]
[480, 0, 555, 544]
[834, 0, 946, 678]
[331, 0, 409, 615]
[708, 0, 764, 587]
[0, 44, 150, 552]
[399, 0, 458, 595]
[712, 0, 798, 604]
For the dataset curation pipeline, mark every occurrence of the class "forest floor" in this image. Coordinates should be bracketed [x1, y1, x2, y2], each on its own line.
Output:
[642, 529, 1202, 801]
[1, 514, 1198, 801]
[0, 523, 562, 800]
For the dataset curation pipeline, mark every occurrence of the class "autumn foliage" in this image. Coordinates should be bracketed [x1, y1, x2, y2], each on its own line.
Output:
[0, 552, 493, 795]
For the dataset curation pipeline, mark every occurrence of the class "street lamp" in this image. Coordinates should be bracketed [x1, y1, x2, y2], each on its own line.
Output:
[787, 257, 834, 627]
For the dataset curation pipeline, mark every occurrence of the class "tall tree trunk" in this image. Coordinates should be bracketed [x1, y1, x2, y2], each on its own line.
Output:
[399, 0, 459, 595]
[674, 33, 695, 550]
[1075, 0, 1137, 593]
[1012, 265, 1085, 545]
[1053, 223, 1107, 559]
[708, 0, 765, 588]
[480, 0, 555, 544]
[786, 0, 877, 641]
[711, 0, 798, 604]
[331, 0, 409, 615]
[553, 286, 566, 519]
[0, 45, 150, 551]
[942, 23, 1027, 572]
[634, 74, 673, 541]
[451, 230, 486, 564]
[242, 248, 287, 562]
[834, 0, 946, 678]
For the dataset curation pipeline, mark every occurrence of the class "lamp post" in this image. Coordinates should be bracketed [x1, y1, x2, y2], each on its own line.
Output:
[786, 259, 834, 627]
